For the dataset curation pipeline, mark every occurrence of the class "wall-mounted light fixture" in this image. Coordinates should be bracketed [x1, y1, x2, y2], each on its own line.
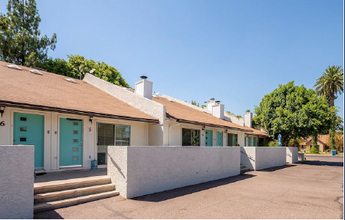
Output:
[0, 106, 5, 118]
[89, 116, 93, 124]
[225, 129, 228, 133]
[202, 126, 205, 131]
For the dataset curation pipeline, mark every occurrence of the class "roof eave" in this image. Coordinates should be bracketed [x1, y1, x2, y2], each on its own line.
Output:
[166, 113, 251, 132]
[0, 100, 159, 124]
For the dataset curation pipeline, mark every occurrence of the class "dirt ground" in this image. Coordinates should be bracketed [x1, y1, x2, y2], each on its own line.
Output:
[35, 155, 343, 219]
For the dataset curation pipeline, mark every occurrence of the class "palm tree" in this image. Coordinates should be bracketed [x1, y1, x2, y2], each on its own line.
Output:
[314, 65, 344, 149]
[314, 66, 343, 107]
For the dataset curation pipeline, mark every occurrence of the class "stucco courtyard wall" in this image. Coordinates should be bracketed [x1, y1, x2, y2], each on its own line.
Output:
[286, 147, 298, 163]
[240, 147, 286, 170]
[240, 147, 256, 170]
[108, 146, 240, 198]
[0, 145, 34, 219]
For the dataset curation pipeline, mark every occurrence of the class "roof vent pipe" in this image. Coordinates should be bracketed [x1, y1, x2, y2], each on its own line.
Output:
[140, 75, 148, 80]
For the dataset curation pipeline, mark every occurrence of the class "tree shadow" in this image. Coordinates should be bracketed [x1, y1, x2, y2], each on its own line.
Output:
[34, 210, 64, 219]
[258, 164, 297, 172]
[301, 160, 343, 167]
[133, 173, 255, 202]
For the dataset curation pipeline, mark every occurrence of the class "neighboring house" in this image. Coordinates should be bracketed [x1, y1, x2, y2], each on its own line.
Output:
[0, 61, 159, 171]
[299, 134, 344, 153]
[0, 61, 270, 172]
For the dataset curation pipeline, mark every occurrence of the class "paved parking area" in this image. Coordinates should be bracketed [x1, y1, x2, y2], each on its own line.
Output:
[35, 156, 343, 219]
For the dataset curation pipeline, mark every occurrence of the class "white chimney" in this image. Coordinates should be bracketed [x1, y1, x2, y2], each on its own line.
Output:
[244, 111, 253, 127]
[212, 100, 225, 119]
[135, 76, 153, 100]
[206, 98, 216, 112]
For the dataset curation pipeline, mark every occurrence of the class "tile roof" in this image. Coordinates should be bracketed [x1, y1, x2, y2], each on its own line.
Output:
[0, 61, 158, 123]
[245, 128, 270, 137]
[152, 96, 252, 132]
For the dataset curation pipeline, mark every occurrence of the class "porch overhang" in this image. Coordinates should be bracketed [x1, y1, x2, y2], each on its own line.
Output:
[166, 113, 252, 132]
[0, 100, 159, 124]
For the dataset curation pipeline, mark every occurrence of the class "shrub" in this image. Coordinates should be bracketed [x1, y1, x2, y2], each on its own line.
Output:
[310, 145, 319, 154]
[268, 140, 279, 147]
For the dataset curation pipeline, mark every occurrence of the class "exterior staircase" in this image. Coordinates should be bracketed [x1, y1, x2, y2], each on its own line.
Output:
[240, 164, 251, 174]
[34, 176, 119, 212]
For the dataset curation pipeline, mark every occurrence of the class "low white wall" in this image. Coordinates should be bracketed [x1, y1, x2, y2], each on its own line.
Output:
[256, 147, 286, 170]
[0, 145, 34, 219]
[108, 146, 240, 198]
[240, 147, 256, 170]
[286, 147, 298, 163]
[240, 147, 286, 171]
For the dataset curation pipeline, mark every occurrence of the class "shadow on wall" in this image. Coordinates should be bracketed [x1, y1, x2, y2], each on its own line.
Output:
[258, 164, 296, 172]
[108, 154, 125, 179]
[133, 173, 255, 202]
[301, 160, 343, 167]
[34, 210, 64, 219]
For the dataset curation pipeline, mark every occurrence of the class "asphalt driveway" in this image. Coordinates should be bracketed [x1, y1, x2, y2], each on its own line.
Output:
[35, 155, 343, 219]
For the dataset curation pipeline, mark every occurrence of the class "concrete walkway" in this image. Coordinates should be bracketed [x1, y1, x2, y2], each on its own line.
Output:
[35, 169, 107, 183]
[35, 156, 343, 219]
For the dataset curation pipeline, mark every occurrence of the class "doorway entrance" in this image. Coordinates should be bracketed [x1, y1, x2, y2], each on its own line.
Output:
[13, 112, 44, 169]
[59, 118, 83, 168]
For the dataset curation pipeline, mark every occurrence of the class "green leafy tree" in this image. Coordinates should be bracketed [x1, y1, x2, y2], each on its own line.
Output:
[314, 65, 344, 149]
[191, 100, 200, 107]
[40, 58, 73, 77]
[254, 81, 333, 146]
[40, 55, 130, 87]
[0, 0, 57, 66]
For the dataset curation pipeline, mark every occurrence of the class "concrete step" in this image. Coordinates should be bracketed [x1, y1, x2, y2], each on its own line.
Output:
[34, 183, 115, 204]
[34, 190, 119, 212]
[34, 176, 111, 194]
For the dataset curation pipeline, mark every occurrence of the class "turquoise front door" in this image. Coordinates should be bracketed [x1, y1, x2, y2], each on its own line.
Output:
[59, 118, 83, 167]
[205, 130, 213, 146]
[253, 137, 257, 146]
[217, 131, 223, 146]
[13, 112, 44, 168]
[248, 137, 252, 146]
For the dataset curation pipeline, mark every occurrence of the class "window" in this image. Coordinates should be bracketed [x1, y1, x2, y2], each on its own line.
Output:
[115, 125, 130, 146]
[182, 128, 200, 146]
[228, 133, 238, 146]
[97, 123, 131, 165]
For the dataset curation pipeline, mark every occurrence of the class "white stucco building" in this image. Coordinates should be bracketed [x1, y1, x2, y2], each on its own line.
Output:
[0, 61, 269, 172]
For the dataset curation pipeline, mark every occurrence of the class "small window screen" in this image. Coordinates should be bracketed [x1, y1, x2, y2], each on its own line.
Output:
[73, 130, 78, 134]
[73, 122, 78, 126]
[73, 139, 78, 143]
[20, 137, 26, 142]
[20, 117, 27, 121]
[20, 127, 27, 132]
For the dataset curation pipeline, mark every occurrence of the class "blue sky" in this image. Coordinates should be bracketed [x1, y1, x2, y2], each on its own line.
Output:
[1, 0, 343, 116]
